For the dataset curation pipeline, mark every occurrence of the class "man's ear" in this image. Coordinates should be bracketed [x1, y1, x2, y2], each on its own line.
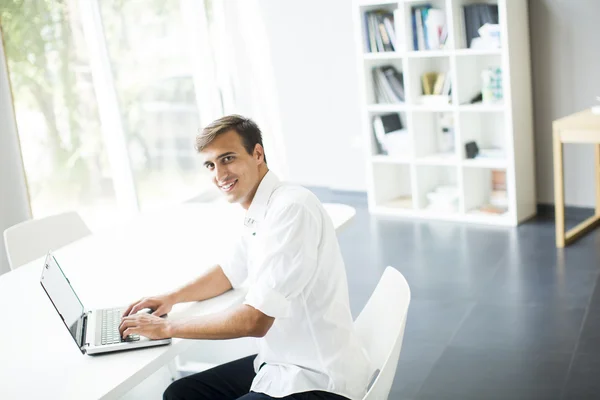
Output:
[254, 143, 265, 164]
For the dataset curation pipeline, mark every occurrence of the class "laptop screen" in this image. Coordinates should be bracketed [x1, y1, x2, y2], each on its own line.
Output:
[40, 253, 86, 350]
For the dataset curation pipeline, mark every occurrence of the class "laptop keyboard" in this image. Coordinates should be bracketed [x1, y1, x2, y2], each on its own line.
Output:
[101, 308, 140, 345]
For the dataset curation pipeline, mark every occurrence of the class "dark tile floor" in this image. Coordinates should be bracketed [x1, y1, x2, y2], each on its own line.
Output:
[319, 190, 600, 400]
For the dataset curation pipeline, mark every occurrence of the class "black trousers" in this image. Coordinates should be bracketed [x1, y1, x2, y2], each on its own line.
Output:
[163, 355, 350, 400]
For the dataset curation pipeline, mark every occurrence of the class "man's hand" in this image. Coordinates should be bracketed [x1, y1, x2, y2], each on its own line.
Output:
[123, 294, 175, 318]
[119, 313, 172, 340]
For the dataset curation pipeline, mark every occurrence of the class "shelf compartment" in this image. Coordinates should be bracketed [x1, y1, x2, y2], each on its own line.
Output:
[372, 163, 414, 209]
[359, 2, 403, 54]
[364, 58, 406, 105]
[455, 53, 503, 105]
[459, 112, 506, 161]
[462, 167, 509, 216]
[406, 56, 452, 104]
[369, 112, 410, 157]
[402, 0, 452, 52]
[415, 165, 459, 212]
[450, 0, 501, 50]
[412, 111, 457, 160]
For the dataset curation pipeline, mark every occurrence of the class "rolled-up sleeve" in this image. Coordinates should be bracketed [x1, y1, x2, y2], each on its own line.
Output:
[220, 236, 248, 289]
[244, 202, 320, 318]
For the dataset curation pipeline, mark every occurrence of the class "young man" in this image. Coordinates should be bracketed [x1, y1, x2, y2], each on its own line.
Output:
[119, 115, 373, 400]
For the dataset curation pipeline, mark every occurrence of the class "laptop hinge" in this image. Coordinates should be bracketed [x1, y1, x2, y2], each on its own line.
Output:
[80, 311, 91, 351]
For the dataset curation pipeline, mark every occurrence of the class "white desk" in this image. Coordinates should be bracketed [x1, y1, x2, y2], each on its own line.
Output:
[0, 202, 355, 400]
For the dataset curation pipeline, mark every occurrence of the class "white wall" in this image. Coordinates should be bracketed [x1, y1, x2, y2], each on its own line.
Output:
[529, 0, 600, 208]
[227, 0, 367, 192]
[0, 33, 31, 275]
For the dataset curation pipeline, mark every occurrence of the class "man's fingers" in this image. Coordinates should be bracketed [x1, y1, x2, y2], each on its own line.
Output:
[119, 314, 154, 335]
[123, 328, 138, 338]
[119, 320, 137, 337]
[151, 307, 165, 316]
[120, 315, 140, 325]
[129, 301, 150, 317]
[123, 304, 136, 318]
[119, 318, 138, 336]
[123, 300, 141, 317]
[119, 321, 127, 336]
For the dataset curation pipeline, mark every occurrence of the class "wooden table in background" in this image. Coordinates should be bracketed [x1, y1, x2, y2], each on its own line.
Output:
[553, 108, 600, 247]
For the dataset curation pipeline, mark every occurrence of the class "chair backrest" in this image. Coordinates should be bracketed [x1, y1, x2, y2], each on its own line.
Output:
[354, 267, 411, 400]
[3, 211, 91, 270]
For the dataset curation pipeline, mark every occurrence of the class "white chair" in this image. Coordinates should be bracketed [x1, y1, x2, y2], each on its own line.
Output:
[355, 266, 411, 400]
[3, 211, 91, 270]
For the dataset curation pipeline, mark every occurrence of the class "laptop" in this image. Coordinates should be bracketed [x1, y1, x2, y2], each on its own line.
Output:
[40, 252, 172, 355]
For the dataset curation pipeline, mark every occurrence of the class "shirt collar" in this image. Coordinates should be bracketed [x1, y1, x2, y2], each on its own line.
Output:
[245, 170, 280, 228]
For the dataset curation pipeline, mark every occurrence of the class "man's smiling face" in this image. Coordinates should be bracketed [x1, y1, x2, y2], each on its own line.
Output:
[200, 129, 265, 209]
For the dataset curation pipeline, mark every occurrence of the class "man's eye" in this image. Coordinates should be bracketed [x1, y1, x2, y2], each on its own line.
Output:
[223, 156, 234, 163]
[205, 163, 214, 170]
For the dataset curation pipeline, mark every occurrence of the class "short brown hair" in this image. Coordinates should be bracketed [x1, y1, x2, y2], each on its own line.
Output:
[196, 115, 267, 164]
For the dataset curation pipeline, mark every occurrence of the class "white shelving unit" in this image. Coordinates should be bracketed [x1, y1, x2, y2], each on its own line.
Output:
[353, 0, 536, 226]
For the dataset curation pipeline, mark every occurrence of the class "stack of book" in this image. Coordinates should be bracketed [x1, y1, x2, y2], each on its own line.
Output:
[411, 6, 447, 51]
[364, 10, 399, 53]
[471, 169, 508, 215]
[421, 72, 451, 101]
[490, 169, 508, 210]
[373, 66, 405, 103]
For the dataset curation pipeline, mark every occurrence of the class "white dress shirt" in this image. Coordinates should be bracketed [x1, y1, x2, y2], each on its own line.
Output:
[220, 171, 373, 399]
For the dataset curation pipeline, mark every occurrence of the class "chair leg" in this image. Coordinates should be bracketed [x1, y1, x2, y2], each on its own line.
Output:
[167, 357, 180, 382]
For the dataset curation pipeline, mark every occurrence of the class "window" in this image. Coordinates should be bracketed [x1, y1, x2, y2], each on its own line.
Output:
[98, 0, 215, 210]
[0, 0, 223, 229]
[1, 0, 118, 229]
